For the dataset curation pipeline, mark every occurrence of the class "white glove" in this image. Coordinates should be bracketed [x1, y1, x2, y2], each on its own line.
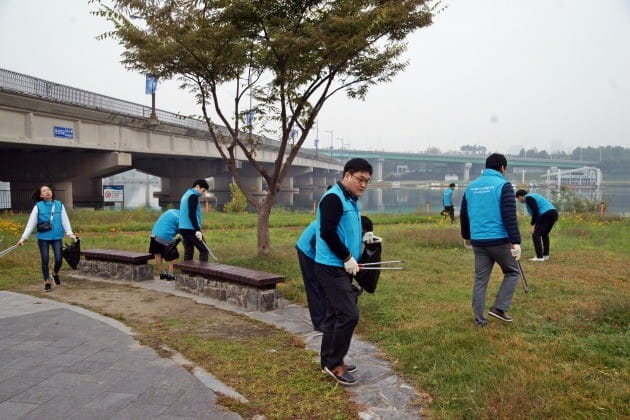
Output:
[362, 232, 383, 244]
[463, 240, 473, 250]
[511, 244, 521, 260]
[343, 257, 359, 276]
[195, 231, 203, 241]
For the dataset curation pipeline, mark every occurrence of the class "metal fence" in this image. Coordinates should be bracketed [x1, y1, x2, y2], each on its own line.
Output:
[0, 67, 337, 162]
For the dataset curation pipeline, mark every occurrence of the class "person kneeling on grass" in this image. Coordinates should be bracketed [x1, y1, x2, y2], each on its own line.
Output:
[149, 209, 180, 281]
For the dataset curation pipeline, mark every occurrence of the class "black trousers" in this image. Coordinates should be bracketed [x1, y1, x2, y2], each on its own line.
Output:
[315, 262, 359, 370]
[297, 249, 327, 330]
[532, 210, 558, 258]
[441, 205, 455, 222]
[179, 229, 209, 262]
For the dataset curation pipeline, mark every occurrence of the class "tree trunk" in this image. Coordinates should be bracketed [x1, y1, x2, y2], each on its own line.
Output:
[256, 198, 273, 256]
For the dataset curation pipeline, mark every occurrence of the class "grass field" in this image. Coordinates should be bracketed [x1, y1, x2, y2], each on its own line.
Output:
[0, 208, 628, 419]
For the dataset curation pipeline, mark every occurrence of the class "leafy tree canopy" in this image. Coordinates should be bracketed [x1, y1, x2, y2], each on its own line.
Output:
[92, 0, 440, 254]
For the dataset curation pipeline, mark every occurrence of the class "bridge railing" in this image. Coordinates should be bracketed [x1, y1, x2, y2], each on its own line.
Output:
[0, 67, 338, 164]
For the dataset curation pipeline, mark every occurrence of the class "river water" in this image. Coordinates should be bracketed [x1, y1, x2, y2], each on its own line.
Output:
[120, 182, 630, 217]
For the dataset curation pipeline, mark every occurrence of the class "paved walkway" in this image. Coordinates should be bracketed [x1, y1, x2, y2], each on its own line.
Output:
[132, 279, 423, 419]
[1, 276, 424, 419]
[0, 291, 242, 420]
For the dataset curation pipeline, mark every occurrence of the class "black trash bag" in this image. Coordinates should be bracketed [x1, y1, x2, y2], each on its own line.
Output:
[62, 238, 81, 270]
[163, 237, 181, 261]
[355, 242, 381, 294]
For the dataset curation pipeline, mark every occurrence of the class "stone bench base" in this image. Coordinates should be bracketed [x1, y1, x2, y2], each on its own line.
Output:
[176, 273, 283, 312]
[78, 259, 154, 282]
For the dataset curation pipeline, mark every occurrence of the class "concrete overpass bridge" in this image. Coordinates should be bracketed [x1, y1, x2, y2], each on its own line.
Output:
[327, 150, 597, 182]
[0, 68, 342, 210]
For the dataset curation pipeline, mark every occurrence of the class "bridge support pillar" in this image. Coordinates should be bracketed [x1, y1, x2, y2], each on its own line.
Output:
[278, 176, 295, 192]
[464, 162, 472, 182]
[374, 159, 384, 181]
[156, 177, 200, 208]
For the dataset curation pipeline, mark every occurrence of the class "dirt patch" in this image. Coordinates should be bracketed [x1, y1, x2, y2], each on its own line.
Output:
[18, 276, 273, 342]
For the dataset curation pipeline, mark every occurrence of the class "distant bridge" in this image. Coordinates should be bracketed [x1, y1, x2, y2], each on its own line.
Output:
[0, 68, 342, 210]
[327, 149, 595, 169]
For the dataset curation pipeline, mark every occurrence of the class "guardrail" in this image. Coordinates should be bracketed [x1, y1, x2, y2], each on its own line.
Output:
[0, 67, 339, 164]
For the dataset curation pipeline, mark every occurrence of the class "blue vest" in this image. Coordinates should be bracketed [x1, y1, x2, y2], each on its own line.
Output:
[443, 188, 453, 206]
[464, 169, 509, 241]
[296, 221, 317, 260]
[36, 200, 64, 240]
[525, 193, 556, 216]
[315, 184, 362, 267]
[152, 209, 180, 242]
[178, 188, 201, 230]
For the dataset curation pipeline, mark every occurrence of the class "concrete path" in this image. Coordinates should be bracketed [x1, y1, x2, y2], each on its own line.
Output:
[0, 291, 241, 420]
[131, 278, 424, 419]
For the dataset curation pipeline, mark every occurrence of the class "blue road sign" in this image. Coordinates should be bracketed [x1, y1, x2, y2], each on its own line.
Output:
[53, 126, 74, 139]
[145, 74, 158, 94]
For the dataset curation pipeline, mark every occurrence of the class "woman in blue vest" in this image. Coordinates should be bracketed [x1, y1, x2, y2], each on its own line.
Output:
[149, 209, 180, 280]
[515, 189, 559, 261]
[18, 185, 77, 292]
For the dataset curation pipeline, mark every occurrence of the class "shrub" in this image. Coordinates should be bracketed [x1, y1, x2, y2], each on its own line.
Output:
[223, 183, 247, 213]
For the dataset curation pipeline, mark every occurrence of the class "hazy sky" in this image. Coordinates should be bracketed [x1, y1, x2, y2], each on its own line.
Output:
[1, 0, 629, 154]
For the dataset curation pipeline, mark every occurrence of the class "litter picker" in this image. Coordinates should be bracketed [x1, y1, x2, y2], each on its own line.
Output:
[358, 260, 404, 270]
[517, 260, 529, 293]
[0, 244, 18, 258]
[200, 239, 219, 261]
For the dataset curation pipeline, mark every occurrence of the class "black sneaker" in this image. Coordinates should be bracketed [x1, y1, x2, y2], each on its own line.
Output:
[488, 307, 513, 322]
[44, 283, 52, 292]
[324, 366, 357, 386]
[344, 364, 357, 373]
[159, 272, 168, 280]
[165, 274, 176, 281]
[53, 274, 60, 285]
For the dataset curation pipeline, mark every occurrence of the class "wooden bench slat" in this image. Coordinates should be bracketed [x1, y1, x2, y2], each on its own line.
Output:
[82, 249, 154, 264]
[174, 260, 283, 288]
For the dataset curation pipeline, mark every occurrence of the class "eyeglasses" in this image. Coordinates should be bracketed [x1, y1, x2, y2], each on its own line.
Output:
[351, 174, 372, 185]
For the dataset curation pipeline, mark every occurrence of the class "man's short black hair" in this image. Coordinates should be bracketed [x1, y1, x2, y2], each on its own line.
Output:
[449, 183, 456, 188]
[192, 179, 210, 189]
[344, 158, 372, 175]
[515, 189, 528, 198]
[485, 153, 507, 171]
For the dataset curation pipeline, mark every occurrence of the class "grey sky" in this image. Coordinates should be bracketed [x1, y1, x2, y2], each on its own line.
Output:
[1, 0, 629, 154]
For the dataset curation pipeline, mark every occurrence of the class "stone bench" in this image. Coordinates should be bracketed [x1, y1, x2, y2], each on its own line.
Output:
[174, 260, 284, 311]
[79, 249, 154, 281]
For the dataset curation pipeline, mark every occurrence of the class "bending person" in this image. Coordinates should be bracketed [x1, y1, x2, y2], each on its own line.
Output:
[150, 209, 180, 280]
[515, 189, 558, 261]
[17, 184, 77, 292]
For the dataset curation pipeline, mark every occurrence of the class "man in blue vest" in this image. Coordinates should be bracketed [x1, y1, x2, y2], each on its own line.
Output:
[460, 153, 522, 325]
[178, 179, 210, 261]
[515, 189, 559, 261]
[315, 158, 374, 386]
[441, 183, 456, 222]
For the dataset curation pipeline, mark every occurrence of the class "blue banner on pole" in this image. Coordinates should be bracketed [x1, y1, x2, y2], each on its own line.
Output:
[145, 74, 158, 94]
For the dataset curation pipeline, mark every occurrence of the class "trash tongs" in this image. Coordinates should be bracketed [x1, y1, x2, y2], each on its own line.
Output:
[0, 244, 18, 258]
[358, 260, 405, 270]
[200, 239, 219, 261]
